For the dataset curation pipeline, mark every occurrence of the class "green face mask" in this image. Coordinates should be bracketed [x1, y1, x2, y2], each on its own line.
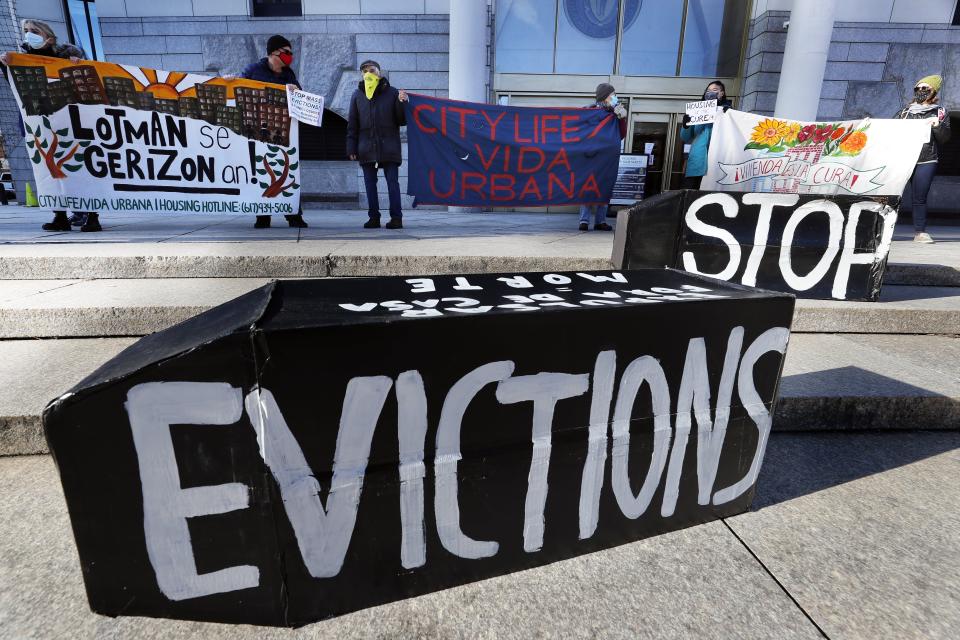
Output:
[363, 72, 379, 99]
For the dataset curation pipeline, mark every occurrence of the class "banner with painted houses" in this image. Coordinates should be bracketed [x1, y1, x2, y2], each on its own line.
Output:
[6, 53, 300, 215]
[702, 109, 931, 196]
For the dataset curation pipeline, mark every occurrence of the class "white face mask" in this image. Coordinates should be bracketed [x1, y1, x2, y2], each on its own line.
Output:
[23, 31, 45, 49]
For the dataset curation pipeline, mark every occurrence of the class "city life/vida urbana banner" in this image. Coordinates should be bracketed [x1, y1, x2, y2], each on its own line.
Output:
[701, 109, 931, 196]
[5, 53, 300, 215]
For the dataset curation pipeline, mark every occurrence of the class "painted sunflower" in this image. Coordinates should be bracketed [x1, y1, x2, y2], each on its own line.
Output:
[749, 118, 789, 147]
[839, 130, 868, 154]
[782, 122, 802, 145]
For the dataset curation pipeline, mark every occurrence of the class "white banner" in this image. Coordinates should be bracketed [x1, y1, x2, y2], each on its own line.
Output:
[7, 53, 301, 215]
[702, 109, 931, 196]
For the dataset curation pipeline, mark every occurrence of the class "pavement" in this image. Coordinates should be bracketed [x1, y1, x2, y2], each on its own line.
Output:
[0, 431, 957, 639]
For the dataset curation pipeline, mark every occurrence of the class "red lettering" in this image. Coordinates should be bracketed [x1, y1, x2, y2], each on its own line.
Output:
[481, 110, 505, 141]
[475, 144, 501, 172]
[513, 114, 532, 143]
[517, 147, 545, 173]
[586, 114, 613, 139]
[429, 169, 455, 198]
[548, 172, 575, 199]
[546, 148, 572, 172]
[519, 175, 543, 200]
[533, 115, 539, 144]
[541, 114, 560, 143]
[412, 104, 437, 134]
[440, 106, 447, 136]
[561, 115, 581, 142]
[503, 146, 511, 171]
[578, 173, 602, 200]
[461, 172, 487, 200]
[448, 106, 478, 138]
[490, 174, 516, 201]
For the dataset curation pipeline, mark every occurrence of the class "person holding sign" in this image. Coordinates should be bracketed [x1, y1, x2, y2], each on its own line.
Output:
[896, 74, 951, 244]
[680, 81, 732, 190]
[1, 20, 100, 232]
[240, 35, 308, 229]
[578, 82, 628, 231]
[347, 60, 408, 229]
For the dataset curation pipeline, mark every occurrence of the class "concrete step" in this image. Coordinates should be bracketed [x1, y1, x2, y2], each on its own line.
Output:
[0, 241, 955, 285]
[3, 334, 957, 456]
[0, 278, 957, 339]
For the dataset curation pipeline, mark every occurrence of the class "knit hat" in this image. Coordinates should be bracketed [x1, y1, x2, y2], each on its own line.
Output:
[916, 74, 942, 92]
[359, 59, 381, 72]
[266, 35, 291, 55]
[595, 82, 615, 102]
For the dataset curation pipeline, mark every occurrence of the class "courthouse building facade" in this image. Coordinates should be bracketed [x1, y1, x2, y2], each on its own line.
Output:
[3, 0, 960, 211]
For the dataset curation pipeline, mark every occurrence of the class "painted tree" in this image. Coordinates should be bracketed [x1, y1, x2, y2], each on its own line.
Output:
[256, 145, 300, 198]
[25, 116, 89, 179]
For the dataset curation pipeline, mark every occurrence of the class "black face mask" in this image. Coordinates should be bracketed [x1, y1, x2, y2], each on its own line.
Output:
[915, 87, 933, 102]
[704, 90, 721, 101]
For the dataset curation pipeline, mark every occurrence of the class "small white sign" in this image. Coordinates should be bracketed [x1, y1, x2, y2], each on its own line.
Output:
[286, 87, 325, 127]
[685, 99, 718, 125]
[643, 142, 655, 154]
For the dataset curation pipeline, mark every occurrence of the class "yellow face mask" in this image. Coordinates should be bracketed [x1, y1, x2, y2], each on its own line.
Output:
[363, 72, 379, 99]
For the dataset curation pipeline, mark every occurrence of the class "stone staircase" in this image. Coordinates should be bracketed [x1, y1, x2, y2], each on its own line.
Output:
[0, 210, 958, 456]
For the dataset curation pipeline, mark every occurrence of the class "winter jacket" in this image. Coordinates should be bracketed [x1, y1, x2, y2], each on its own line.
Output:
[19, 41, 85, 60]
[346, 76, 406, 165]
[680, 99, 732, 178]
[895, 102, 951, 164]
[585, 101, 628, 139]
[240, 58, 301, 89]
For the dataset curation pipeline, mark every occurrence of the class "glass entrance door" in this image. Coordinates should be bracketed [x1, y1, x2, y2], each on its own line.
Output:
[629, 115, 669, 197]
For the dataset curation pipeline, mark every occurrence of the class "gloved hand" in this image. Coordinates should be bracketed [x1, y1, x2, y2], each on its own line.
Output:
[682, 113, 691, 127]
[613, 103, 627, 119]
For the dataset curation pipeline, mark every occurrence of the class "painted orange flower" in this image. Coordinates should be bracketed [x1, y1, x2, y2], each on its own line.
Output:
[831, 127, 846, 140]
[782, 122, 802, 144]
[839, 130, 868, 154]
[750, 118, 789, 146]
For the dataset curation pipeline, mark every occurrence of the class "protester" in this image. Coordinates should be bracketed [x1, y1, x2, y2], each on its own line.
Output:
[240, 35, 308, 229]
[579, 82, 628, 231]
[680, 80, 733, 191]
[346, 60, 408, 229]
[1, 21, 100, 231]
[896, 74, 951, 243]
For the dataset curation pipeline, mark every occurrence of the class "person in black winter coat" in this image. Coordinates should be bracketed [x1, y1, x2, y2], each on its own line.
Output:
[346, 60, 408, 229]
[895, 74, 951, 244]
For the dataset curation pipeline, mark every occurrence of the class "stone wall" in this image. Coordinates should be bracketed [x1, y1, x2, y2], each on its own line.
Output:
[744, 11, 960, 119]
[98, 12, 460, 209]
[743, 10, 960, 215]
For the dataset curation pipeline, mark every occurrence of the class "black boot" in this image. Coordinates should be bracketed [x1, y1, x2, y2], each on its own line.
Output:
[385, 217, 402, 229]
[254, 215, 271, 228]
[285, 213, 308, 228]
[42, 210, 71, 232]
[594, 222, 612, 231]
[363, 217, 381, 229]
[80, 212, 102, 232]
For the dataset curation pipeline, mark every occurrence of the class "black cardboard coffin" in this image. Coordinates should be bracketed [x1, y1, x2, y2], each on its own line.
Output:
[612, 190, 900, 301]
[43, 269, 795, 627]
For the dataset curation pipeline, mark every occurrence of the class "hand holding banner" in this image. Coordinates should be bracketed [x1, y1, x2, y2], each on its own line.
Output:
[286, 87, 324, 127]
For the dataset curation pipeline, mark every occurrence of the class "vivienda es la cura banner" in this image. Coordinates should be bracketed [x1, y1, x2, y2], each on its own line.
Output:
[6, 53, 301, 216]
[702, 109, 931, 196]
[405, 94, 622, 207]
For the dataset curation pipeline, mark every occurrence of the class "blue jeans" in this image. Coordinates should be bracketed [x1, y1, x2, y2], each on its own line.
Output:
[910, 162, 937, 232]
[361, 162, 402, 220]
[579, 204, 607, 225]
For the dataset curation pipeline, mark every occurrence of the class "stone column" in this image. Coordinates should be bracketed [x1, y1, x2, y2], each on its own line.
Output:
[448, 0, 488, 103]
[0, 0, 31, 203]
[773, 0, 837, 121]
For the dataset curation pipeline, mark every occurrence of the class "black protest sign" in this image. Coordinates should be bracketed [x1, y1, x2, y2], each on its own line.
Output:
[44, 270, 794, 626]
[612, 190, 900, 301]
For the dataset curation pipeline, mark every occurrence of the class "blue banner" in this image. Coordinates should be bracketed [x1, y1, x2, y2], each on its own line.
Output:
[405, 94, 621, 207]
